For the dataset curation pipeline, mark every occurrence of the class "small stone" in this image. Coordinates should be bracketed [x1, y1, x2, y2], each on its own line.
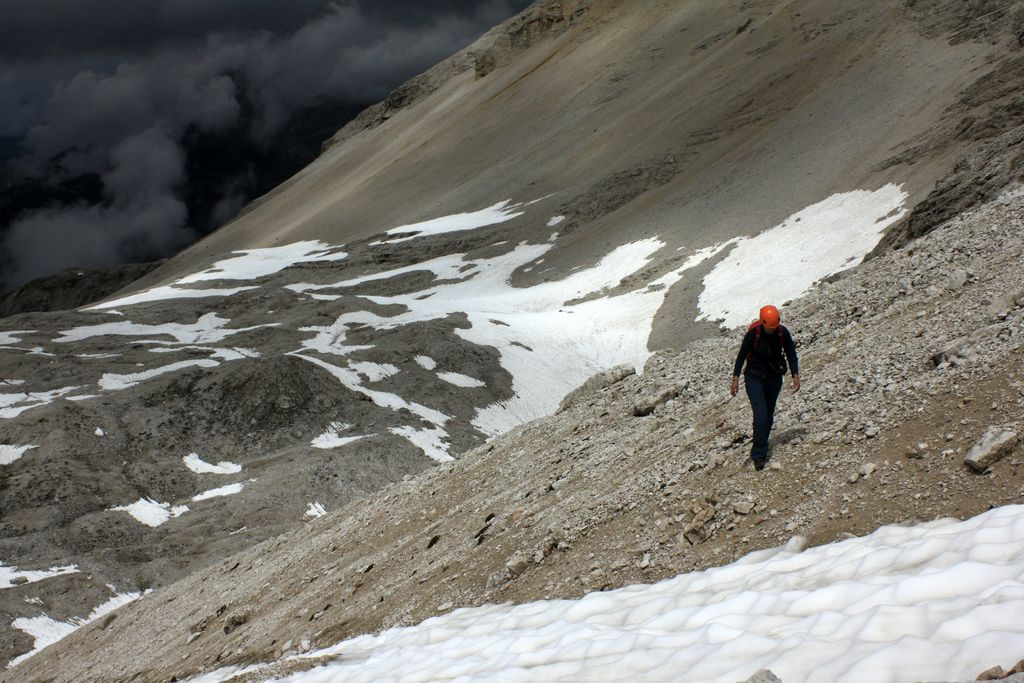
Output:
[847, 472, 861, 484]
[186, 632, 201, 645]
[437, 601, 453, 612]
[505, 553, 531, 577]
[811, 431, 832, 444]
[485, 569, 510, 590]
[639, 552, 651, 569]
[944, 269, 968, 290]
[864, 425, 879, 438]
[733, 501, 755, 515]
[768, 462, 782, 471]
[10, 576, 29, 586]
[858, 463, 876, 477]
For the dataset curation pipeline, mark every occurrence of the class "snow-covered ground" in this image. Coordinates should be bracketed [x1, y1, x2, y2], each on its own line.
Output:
[187, 505, 1024, 683]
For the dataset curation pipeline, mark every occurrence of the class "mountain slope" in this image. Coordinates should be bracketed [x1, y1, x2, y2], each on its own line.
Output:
[3, 0, 1024, 674]
[8, 181, 1023, 683]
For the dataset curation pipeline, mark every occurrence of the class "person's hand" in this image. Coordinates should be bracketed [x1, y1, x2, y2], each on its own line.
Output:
[729, 376, 739, 397]
[792, 374, 801, 392]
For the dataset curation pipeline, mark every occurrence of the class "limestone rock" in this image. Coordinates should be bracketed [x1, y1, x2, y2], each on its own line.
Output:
[682, 499, 717, 544]
[558, 363, 635, 412]
[964, 427, 1019, 472]
[737, 670, 782, 683]
[733, 500, 755, 515]
[976, 665, 1006, 680]
[632, 385, 679, 417]
[505, 552, 531, 578]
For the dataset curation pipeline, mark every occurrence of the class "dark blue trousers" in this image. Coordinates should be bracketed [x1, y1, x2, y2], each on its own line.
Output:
[744, 371, 783, 463]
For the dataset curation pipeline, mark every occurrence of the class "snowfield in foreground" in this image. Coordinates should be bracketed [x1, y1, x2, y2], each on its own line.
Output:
[187, 505, 1024, 683]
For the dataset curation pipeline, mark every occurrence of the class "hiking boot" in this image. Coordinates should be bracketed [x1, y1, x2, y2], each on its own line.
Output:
[753, 458, 766, 471]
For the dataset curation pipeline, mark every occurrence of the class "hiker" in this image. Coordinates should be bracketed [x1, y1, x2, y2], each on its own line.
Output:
[729, 305, 800, 470]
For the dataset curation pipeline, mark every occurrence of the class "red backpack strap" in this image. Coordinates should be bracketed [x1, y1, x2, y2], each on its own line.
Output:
[746, 320, 762, 360]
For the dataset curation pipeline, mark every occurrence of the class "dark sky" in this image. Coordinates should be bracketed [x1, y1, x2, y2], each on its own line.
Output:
[0, 0, 532, 289]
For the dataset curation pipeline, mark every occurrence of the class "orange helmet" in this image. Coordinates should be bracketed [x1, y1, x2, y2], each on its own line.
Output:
[759, 305, 780, 327]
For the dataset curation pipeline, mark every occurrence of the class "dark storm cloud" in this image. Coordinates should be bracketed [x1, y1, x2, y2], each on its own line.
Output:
[3, 125, 193, 285]
[0, 0, 532, 289]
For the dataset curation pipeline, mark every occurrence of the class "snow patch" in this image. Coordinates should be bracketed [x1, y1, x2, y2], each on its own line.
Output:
[305, 502, 327, 519]
[293, 235, 730, 438]
[376, 200, 524, 244]
[388, 425, 453, 463]
[56, 313, 274, 345]
[192, 483, 245, 502]
[151, 345, 261, 362]
[438, 371, 486, 388]
[311, 423, 368, 450]
[0, 562, 78, 589]
[0, 444, 37, 465]
[9, 590, 144, 668]
[414, 355, 437, 370]
[0, 331, 31, 345]
[94, 427, 104, 437]
[99, 360, 220, 391]
[547, 215, 565, 227]
[183, 453, 242, 474]
[698, 185, 908, 328]
[87, 241, 348, 309]
[293, 354, 449, 428]
[231, 505, 1024, 683]
[0, 386, 81, 419]
[350, 361, 399, 382]
[84, 285, 257, 310]
[110, 498, 188, 527]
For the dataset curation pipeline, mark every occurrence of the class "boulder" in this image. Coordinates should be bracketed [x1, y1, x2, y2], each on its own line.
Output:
[964, 427, 1019, 472]
[557, 364, 635, 412]
[632, 385, 679, 417]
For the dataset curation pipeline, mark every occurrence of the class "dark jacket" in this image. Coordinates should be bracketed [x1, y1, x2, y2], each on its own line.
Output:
[733, 324, 799, 378]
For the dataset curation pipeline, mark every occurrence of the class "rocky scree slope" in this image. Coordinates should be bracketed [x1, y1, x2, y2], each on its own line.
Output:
[10, 184, 1023, 683]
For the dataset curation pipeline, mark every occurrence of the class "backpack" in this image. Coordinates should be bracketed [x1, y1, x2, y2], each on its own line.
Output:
[746, 320, 787, 374]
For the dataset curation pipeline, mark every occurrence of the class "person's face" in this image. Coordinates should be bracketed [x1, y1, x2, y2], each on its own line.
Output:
[762, 321, 779, 333]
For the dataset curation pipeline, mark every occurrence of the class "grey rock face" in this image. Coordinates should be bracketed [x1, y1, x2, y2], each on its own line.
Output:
[738, 670, 782, 683]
